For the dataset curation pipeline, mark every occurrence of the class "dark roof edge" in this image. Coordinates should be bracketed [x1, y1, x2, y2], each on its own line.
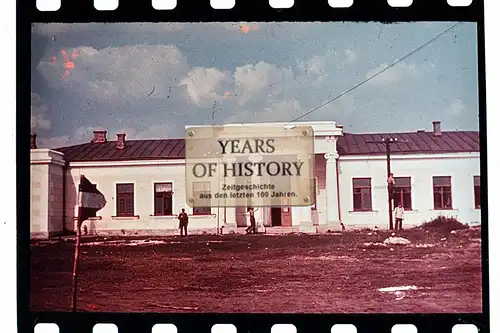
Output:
[54, 130, 480, 151]
[341, 130, 479, 135]
[66, 156, 186, 163]
[338, 150, 480, 156]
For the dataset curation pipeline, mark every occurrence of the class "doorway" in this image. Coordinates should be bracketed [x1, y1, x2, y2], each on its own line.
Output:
[271, 207, 282, 226]
[235, 206, 248, 227]
[270, 207, 292, 227]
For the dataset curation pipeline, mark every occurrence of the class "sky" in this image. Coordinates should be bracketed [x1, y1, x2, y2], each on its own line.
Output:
[30, 22, 479, 148]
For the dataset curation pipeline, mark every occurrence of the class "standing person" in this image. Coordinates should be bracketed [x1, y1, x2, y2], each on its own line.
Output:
[394, 203, 404, 230]
[178, 208, 189, 236]
[387, 173, 396, 201]
[245, 207, 257, 234]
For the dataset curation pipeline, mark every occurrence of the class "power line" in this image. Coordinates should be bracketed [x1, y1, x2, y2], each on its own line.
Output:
[287, 22, 463, 124]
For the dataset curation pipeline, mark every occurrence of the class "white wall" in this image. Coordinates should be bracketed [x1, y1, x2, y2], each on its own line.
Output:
[338, 153, 481, 229]
[30, 134, 481, 236]
[30, 163, 48, 236]
[65, 162, 235, 233]
[64, 160, 326, 232]
[314, 154, 328, 225]
[48, 163, 64, 233]
[30, 149, 65, 238]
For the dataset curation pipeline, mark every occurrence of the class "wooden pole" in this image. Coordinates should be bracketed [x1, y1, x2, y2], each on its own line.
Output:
[367, 137, 407, 231]
[386, 140, 394, 230]
[70, 225, 82, 312]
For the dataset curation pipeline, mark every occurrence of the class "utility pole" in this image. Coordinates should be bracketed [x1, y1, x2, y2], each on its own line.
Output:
[384, 137, 395, 230]
[366, 137, 404, 230]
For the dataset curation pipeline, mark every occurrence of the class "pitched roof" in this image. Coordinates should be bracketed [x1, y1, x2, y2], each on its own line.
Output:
[56, 139, 185, 162]
[337, 131, 480, 156]
[54, 130, 480, 162]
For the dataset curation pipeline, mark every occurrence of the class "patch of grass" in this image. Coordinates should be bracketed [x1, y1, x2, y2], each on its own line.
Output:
[420, 216, 469, 233]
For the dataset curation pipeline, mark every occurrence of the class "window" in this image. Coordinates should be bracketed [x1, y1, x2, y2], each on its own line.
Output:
[433, 176, 452, 209]
[154, 182, 173, 216]
[393, 177, 412, 209]
[353, 178, 372, 211]
[474, 176, 480, 209]
[193, 181, 211, 215]
[116, 183, 134, 216]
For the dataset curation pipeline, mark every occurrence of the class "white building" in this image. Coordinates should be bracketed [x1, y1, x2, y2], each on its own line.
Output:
[29, 121, 481, 239]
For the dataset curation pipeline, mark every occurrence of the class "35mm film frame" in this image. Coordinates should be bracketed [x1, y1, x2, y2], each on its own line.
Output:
[20, 0, 489, 332]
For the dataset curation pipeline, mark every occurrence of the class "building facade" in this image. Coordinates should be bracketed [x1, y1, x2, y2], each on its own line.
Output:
[29, 121, 481, 239]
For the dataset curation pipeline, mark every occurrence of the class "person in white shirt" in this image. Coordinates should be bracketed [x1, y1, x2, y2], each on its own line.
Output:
[394, 203, 404, 230]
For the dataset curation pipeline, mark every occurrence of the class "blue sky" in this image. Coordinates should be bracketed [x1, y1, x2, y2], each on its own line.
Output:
[30, 22, 479, 148]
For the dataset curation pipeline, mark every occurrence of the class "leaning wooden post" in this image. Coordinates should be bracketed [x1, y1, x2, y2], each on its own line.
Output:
[70, 174, 107, 312]
[71, 223, 82, 312]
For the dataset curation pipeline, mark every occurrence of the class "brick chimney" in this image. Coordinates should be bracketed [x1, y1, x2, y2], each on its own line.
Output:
[91, 129, 107, 144]
[116, 133, 126, 150]
[432, 121, 442, 136]
[30, 133, 37, 149]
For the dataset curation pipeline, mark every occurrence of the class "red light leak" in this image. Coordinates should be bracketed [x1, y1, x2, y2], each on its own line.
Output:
[240, 24, 259, 33]
[64, 61, 75, 69]
[51, 48, 81, 80]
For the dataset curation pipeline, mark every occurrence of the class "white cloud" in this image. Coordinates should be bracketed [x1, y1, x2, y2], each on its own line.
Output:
[36, 43, 306, 111]
[297, 55, 327, 76]
[234, 61, 294, 106]
[124, 123, 177, 140]
[36, 126, 168, 149]
[225, 99, 304, 124]
[344, 49, 358, 64]
[37, 126, 96, 148]
[364, 62, 421, 85]
[445, 99, 465, 116]
[34, 40, 364, 147]
[35, 43, 325, 146]
[181, 67, 232, 107]
[37, 44, 189, 101]
[37, 122, 179, 149]
[316, 94, 356, 117]
[37, 136, 74, 149]
[295, 55, 329, 89]
[223, 92, 355, 125]
[136, 124, 176, 139]
[262, 99, 304, 121]
[31, 93, 51, 131]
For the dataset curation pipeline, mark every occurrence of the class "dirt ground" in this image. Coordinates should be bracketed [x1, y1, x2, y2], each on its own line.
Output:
[30, 226, 483, 313]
